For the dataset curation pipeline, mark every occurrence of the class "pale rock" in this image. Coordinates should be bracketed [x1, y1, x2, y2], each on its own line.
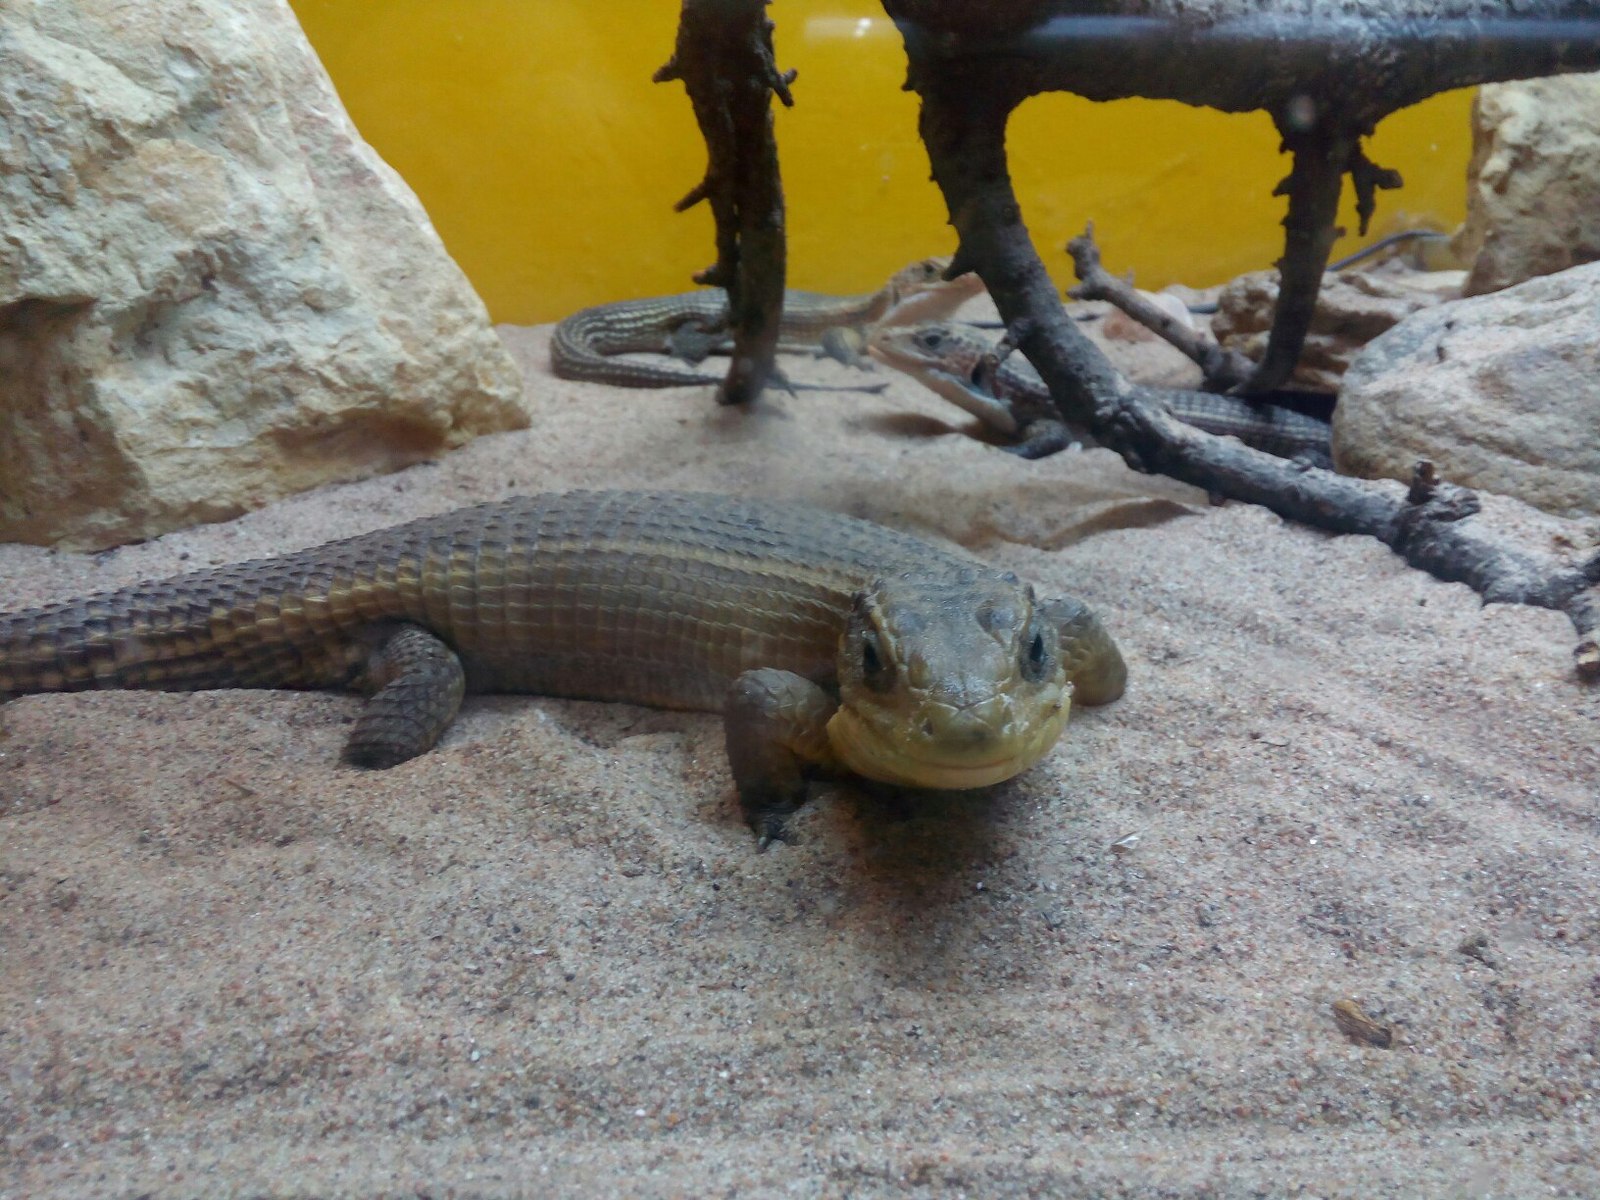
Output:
[1334, 262, 1600, 519]
[1211, 264, 1463, 392]
[0, 0, 526, 550]
[1453, 72, 1600, 297]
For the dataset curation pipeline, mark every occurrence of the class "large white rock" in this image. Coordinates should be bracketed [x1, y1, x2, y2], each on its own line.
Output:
[1452, 71, 1600, 297]
[1334, 262, 1600, 519]
[0, 0, 526, 550]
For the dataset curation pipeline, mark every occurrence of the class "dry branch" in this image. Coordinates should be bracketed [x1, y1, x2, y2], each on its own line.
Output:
[884, 0, 1600, 396]
[1065, 226, 1256, 391]
[657, 0, 796, 406]
[900, 57, 1600, 675]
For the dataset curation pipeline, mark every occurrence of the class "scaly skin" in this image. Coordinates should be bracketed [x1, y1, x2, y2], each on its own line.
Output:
[0, 491, 1125, 845]
[870, 322, 1334, 463]
[550, 258, 984, 387]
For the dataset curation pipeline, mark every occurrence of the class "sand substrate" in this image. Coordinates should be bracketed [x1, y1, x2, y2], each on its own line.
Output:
[2, 320, 1597, 1198]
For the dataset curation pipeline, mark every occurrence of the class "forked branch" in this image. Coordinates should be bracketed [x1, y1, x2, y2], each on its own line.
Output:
[912, 76, 1599, 675]
[1065, 226, 1257, 392]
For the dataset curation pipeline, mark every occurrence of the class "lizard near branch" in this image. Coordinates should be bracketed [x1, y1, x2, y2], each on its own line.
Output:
[870, 322, 1333, 465]
[551, 257, 984, 388]
[0, 490, 1125, 847]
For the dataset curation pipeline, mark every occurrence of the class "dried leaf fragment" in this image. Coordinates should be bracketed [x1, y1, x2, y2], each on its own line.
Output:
[1332, 998, 1394, 1048]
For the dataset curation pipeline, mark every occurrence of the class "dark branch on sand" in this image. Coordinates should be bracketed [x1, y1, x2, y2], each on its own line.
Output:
[657, 0, 795, 406]
[903, 60, 1599, 675]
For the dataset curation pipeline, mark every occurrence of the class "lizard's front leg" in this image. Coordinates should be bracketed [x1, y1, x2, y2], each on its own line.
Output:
[1040, 597, 1127, 707]
[724, 668, 841, 849]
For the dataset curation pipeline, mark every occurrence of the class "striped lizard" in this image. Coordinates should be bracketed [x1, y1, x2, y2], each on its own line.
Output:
[1, 491, 1125, 846]
[870, 322, 1333, 463]
[551, 258, 984, 388]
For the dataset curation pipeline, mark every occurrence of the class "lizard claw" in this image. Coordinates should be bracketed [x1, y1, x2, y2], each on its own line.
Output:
[752, 812, 798, 852]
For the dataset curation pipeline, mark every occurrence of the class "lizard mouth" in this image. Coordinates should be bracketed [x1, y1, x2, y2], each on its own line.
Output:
[826, 690, 1072, 791]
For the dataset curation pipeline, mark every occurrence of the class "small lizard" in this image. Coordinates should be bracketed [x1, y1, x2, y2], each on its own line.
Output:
[1, 491, 1125, 846]
[869, 322, 1334, 464]
[551, 258, 984, 388]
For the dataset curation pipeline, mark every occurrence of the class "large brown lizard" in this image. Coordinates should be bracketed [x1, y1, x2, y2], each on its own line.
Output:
[1, 491, 1125, 845]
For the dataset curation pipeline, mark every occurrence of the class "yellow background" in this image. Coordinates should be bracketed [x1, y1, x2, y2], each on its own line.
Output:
[289, 1, 1473, 325]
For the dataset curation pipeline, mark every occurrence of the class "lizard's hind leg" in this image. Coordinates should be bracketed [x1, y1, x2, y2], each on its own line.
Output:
[342, 624, 466, 768]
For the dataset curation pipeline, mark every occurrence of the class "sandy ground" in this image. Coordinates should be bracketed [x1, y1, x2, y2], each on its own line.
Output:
[2, 314, 1597, 1199]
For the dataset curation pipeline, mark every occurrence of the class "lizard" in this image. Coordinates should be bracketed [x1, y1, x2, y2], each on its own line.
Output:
[550, 257, 985, 388]
[0, 490, 1125, 847]
[869, 322, 1334, 465]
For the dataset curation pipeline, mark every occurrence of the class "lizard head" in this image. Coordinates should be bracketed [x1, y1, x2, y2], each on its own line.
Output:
[876, 259, 987, 327]
[865, 323, 1021, 435]
[827, 567, 1074, 790]
[867, 322, 989, 381]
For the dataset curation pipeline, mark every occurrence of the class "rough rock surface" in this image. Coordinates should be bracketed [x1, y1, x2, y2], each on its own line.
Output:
[1453, 71, 1600, 297]
[1211, 264, 1462, 392]
[0, 0, 526, 551]
[1335, 261, 1600, 519]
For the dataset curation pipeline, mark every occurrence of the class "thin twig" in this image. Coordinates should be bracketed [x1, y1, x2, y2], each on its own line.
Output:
[1065, 225, 1257, 392]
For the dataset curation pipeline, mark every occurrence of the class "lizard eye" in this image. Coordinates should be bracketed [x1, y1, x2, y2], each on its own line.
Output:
[1020, 629, 1051, 683]
[916, 329, 943, 350]
[860, 631, 893, 692]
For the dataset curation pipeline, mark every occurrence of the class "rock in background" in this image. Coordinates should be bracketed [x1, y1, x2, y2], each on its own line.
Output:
[0, 0, 527, 550]
[1334, 262, 1600, 520]
[1452, 71, 1600, 297]
[1211, 264, 1463, 393]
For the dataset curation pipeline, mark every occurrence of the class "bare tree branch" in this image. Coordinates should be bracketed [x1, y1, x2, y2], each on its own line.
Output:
[657, 0, 795, 406]
[902, 58, 1599, 675]
[1065, 225, 1257, 391]
[885, 0, 1600, 396]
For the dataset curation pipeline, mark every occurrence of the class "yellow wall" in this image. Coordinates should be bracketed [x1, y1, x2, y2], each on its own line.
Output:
[289, 1, 1473, 325]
